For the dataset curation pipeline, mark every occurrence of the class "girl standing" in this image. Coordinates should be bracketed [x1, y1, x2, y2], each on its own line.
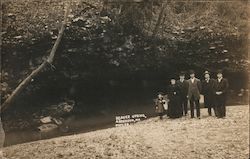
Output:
[155, 92, 166, 119]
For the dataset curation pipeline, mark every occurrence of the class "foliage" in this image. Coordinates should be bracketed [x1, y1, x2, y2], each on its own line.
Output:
[1, 0, 249, 103]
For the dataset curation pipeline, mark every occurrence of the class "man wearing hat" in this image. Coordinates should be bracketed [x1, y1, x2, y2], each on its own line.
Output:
[214, 70, 229, 118]
[187, 70, 202, 118]
[0, 112, 5, 158]
[201, 71, 216, 116]
[176, 72, 189, 116]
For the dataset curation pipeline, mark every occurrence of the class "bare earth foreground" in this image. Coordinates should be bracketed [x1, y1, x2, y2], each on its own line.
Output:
[2, 105, 249, 159]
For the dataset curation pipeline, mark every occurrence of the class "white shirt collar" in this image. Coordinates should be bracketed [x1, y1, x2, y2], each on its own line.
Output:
[218, 77, 223, 82]
[191, 78, 195, 83]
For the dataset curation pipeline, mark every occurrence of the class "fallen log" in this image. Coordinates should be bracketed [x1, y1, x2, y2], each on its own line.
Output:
[0, 3, 71, 112]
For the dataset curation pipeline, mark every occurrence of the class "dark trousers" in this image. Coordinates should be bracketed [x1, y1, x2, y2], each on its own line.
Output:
[207, 106, 215, 116]
[204, 95, 215, 116]
[180, 97, 188, 115]
[158, 112, 164, 119]
[189, 95, 200, 118]
[215, 96, 226, 118]
[0, 120, 5, 148]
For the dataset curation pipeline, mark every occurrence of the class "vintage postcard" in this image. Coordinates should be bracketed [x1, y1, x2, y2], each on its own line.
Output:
[0, 0, 249, 158]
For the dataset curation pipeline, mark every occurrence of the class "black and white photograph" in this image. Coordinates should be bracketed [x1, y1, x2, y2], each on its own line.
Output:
[0, 0, 249, 158]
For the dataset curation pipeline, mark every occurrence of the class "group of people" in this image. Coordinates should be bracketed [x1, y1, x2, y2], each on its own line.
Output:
[155, 69, 229, 119]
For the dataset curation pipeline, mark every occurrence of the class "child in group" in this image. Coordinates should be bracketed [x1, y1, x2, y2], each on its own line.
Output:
[155, 92, 168, 119]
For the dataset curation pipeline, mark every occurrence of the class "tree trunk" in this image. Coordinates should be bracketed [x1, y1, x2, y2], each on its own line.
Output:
[0, 3, 71, 112]
[151, 2, 167, 38]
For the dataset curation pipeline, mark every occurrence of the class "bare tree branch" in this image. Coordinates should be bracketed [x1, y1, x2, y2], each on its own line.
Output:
[0, 3, 71, 112]
[151, 2, 167, 38]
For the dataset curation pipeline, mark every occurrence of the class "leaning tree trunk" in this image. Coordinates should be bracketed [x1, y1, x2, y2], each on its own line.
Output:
[151, 2, 167, 38]
[0, 3, 71, 112]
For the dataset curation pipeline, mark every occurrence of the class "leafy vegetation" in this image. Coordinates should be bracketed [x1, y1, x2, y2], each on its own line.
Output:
[1, 0, 249, 104]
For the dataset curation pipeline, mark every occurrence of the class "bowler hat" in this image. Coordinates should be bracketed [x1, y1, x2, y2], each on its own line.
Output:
[170, 76, 177, 80]
[179, 71, 185, 76]
[189, 70, 195, 74]
[204, 70, 210, 75]
[216, 69, 223, 74]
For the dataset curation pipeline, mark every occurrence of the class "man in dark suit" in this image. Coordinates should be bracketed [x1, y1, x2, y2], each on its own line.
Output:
[176, 72, 188, 116]
[187, 70, 202, 119]
[0, 116, 5, 156]
[214, 70, 229, 118]
[201, 71, 216, 116]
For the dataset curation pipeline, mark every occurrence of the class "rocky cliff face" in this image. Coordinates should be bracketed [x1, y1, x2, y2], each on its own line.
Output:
[1, 0, 249, 103]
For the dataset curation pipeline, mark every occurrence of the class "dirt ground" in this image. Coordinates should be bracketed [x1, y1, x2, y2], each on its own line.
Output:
[1, 105, 249, 159]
